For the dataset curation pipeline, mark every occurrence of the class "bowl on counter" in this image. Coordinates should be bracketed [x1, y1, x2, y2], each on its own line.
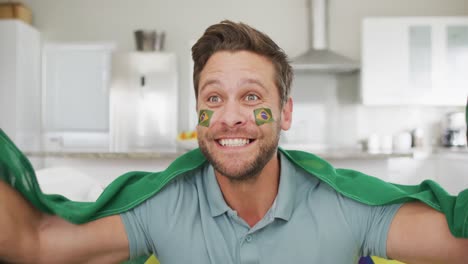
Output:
[176, 131, 198, 151]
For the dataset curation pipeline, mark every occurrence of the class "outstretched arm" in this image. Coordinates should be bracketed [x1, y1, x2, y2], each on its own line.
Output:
[387, 202, 468, 264]
[0, 180, 129, 264]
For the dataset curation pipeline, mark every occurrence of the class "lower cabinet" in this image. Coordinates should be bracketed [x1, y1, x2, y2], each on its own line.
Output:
[31, 153, 467, 194]
[331, 154, 467, 195]
[432, 153, 468, 195]
[35, 155, 175, 187]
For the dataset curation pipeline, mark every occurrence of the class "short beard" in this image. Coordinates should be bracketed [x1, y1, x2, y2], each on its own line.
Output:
[198, 125, 281, 183]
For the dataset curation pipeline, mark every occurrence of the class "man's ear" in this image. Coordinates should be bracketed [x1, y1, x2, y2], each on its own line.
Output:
[280, 97, 293, 131]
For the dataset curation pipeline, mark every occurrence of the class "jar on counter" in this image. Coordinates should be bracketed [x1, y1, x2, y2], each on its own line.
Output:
[393, 132, 412, 153]
[411, 128, 424, 148]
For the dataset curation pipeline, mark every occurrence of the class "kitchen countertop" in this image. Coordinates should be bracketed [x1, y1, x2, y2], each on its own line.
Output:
[25, 149, 414, 160]
[315, 150, 413, 160]
[25, 151, 183, 160]
[433, 147, 468, 154]
[431, 147, 468, 160]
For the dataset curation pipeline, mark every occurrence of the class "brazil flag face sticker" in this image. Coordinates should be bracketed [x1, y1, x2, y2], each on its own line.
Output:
[198, 109, 214, 127]
[254, 108, 274, 126]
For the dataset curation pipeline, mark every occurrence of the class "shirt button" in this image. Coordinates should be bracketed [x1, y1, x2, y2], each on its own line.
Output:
[245, 235, 253, 242]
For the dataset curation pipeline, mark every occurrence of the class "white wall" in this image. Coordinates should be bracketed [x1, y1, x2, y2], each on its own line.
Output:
[9, 0, 309, 132]
[4, 0, 468, 148]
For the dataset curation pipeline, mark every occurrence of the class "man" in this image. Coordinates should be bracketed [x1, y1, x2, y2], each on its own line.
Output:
[0, 20, 467, 264]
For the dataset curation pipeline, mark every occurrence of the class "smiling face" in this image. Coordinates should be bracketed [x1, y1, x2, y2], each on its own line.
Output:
[197, 50, 292, 182]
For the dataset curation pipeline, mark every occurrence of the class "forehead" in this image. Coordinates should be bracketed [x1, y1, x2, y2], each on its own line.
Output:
[198, 50, 277, 93]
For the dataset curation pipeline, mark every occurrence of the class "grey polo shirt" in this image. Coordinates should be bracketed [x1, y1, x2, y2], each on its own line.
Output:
[121, 153, 401, 263]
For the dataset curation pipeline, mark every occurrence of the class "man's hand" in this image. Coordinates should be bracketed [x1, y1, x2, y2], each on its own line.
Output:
[387, 202, 468, 264]
[0, 180, 129, 263]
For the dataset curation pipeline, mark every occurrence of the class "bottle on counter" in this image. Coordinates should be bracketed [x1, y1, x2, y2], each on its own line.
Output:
[411, 128, 424, 149]
[393, 132, 412, 153]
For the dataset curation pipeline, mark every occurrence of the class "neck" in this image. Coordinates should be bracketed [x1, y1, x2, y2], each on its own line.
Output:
[215, 153, 280, 227]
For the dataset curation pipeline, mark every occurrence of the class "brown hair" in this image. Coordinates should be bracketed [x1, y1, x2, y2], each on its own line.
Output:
[192, 20, 293, 107]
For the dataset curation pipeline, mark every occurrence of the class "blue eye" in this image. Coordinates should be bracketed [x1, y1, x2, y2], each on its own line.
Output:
[208, 96, 220, 103]
[245, 94, 259, 101]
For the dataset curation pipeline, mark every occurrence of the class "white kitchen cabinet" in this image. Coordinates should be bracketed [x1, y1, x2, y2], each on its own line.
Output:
[362, 17, 468, 106]
[433, 152, 468, 195]
[42, 43, 115, 151]
[0, 20, 41, 152]
[331, 154, 467, 195]
[387, 157, 437, 185]
[39, 155, 175, 187]
[329, 158, 391, 181]
[388, 154, 467, 195]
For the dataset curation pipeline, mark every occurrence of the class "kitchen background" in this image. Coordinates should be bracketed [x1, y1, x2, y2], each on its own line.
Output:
[0, 0, 467, 200]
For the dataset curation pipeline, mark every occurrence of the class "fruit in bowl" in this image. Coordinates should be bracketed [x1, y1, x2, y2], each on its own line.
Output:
[176, 130, 198, 150]
[177, 131, 197, 140]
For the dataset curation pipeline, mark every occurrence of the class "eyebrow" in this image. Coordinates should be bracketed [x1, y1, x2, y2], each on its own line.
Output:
[199, 79, 221, 93]
[238, 78, 268, 92]
[199, 78, 268, 93]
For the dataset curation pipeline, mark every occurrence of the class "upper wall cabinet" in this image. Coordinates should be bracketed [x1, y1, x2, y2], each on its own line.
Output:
[361, 17, 468, 106]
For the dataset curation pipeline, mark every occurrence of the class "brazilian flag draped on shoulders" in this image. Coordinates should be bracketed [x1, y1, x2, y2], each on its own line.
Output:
[1, 128, 467, 263]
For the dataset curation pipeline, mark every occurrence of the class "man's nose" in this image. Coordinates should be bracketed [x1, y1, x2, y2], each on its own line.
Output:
[219, 101, 248, 128]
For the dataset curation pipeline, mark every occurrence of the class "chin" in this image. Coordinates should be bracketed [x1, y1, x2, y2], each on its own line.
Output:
[214, 157, 262, 180]
[200, 142, 278, 182]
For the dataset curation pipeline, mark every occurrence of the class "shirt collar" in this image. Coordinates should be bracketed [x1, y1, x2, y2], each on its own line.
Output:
[272, 152, 297, 221]
[205, 164, 231, 217]
[205, 152, 298, 220]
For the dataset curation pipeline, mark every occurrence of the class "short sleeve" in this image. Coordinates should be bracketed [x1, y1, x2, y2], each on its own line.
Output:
[339, 195, 403, 258]
[120, 200, 155, 259]
[119, 172, 199, 260]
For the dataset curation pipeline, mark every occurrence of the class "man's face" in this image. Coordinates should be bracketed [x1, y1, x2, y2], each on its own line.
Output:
[196, 50, 292, 182]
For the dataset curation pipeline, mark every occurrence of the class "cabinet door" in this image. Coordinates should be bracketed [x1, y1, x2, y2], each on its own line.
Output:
[0, 21, 41, 152]
[42, 43, 114, 150]
[16, 21, 41, 151]
[436, 20, 468, 105]
[434, 154, 468, 195]
[43, 44, 114, 131]
[0, 21, 18, 140]
[361, 17, 468, 106]
[362, 18, 415, 105]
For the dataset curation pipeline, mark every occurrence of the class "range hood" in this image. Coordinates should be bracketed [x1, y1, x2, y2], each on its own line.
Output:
[291, 0, 359, 73]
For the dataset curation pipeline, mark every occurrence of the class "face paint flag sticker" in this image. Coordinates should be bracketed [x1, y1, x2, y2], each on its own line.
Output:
[254, 108, 274, 126]
[198, 109, 213, 127]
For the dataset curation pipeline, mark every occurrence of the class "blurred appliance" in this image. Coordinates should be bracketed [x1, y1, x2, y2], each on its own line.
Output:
[0, 20, 41, 152]
[291, 0, 359, 72]
[110, 52, 178, 152]
[134, 30, 165, 51]
[441, 111, 467, 147]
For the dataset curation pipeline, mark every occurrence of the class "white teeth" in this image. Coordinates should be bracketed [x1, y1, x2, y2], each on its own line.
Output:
[219, 138, 250, 147]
